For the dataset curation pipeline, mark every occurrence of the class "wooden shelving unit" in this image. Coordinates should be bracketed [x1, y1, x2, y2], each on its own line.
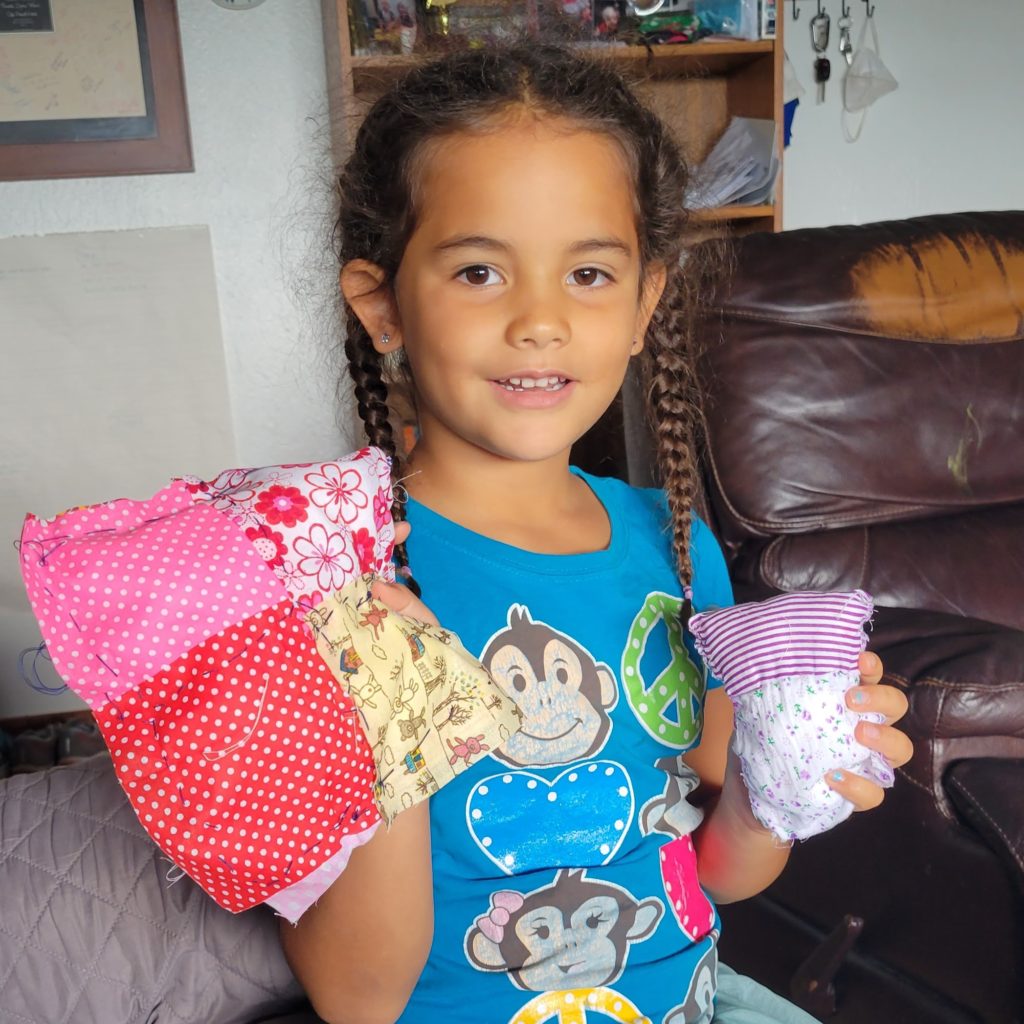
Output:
[322, 2, 784, 233]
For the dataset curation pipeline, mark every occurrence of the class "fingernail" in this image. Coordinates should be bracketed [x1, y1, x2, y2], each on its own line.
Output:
[830, 770, 845, 783]
[866, 653, 880, 670]
[861, 723, 881, 741]
[851, 689, 868, 705]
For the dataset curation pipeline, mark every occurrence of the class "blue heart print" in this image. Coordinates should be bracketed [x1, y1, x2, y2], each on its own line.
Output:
[466, 760, 635, 875]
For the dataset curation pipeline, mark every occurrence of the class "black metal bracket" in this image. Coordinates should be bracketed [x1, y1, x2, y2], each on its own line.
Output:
[789, 914, 865, 1017]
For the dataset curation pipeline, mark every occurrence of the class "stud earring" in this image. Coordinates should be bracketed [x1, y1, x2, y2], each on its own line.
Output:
[380, 332, 392, 347]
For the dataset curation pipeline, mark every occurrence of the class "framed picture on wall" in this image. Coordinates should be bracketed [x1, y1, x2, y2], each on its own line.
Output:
[0, 0, 192, 182]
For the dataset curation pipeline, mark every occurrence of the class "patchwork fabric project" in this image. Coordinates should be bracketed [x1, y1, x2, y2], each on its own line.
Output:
[688, 590, 894, 842]
[17, 448, 515, 922]
[309, 580, 522, 824]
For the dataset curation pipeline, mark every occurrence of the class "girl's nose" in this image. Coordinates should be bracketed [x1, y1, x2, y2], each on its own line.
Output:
[505, 283, 570, 349]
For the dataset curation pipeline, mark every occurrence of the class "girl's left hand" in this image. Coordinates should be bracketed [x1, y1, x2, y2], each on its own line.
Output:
[826, 651, 914, 811]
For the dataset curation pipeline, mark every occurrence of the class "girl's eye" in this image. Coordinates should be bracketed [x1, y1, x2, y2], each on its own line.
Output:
[457, 265, 500, 286]
[569, 267, 611, 287]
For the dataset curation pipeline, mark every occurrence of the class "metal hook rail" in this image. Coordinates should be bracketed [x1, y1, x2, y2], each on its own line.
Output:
[794, 0, 876, 19]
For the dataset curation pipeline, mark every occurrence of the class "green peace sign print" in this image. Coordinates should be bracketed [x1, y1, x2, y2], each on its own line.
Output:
[621, 592, 706, 749]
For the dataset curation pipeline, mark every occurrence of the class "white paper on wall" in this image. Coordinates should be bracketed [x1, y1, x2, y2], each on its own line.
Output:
[0, 225, 237, 717]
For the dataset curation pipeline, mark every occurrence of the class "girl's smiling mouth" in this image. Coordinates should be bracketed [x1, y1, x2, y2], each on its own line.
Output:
[495, 375, 569, 392]
[490, 376, 576, 408]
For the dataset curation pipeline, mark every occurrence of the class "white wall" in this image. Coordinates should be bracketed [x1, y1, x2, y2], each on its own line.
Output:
[0, 0, 353, 469]
[0, 0, 353, 719]
[782, 0, 1024, 229]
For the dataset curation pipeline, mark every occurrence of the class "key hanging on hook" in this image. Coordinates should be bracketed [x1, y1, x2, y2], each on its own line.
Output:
[838, 0, 853, 65]
[810, 2, 831, 104]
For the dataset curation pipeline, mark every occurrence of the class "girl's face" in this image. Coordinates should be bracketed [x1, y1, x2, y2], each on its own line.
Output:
[357, 113, 664, 470]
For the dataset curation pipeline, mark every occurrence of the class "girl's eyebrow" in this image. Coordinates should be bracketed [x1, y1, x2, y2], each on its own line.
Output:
[434, 234, 633, 256]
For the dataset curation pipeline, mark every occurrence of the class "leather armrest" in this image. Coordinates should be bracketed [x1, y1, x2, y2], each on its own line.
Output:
[946, 758, 1024, 899]
[868, 605, 1024, 819]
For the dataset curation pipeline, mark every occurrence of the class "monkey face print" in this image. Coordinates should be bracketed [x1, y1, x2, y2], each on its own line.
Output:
[482, 606, 617, 767]
[465, 869, 663, 992]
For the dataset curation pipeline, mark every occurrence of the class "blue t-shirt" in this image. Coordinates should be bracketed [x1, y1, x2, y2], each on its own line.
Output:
[399, 470, 734, 1024]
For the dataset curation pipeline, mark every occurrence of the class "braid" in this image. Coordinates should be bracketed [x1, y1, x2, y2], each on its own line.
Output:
[342, 309, 422, 598]
[641, 259, 704, 625]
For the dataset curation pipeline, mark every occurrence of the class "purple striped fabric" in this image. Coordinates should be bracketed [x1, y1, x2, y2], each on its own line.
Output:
[689, 590, 874, 699]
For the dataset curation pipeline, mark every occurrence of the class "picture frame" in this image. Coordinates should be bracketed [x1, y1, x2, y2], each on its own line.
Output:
[591, 0, 627, 39]
[0, 0, 193, 182]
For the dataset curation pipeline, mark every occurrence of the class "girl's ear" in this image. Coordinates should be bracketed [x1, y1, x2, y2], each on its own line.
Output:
[340, 260, 403, 354]
[632, 263, 668, 355]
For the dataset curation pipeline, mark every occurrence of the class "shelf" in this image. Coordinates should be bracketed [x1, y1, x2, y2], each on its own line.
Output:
[692, 204, 775, 223]
[350, 39, 774, 92]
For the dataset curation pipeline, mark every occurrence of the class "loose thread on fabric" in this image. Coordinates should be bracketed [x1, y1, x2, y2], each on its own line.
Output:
[16, 534, 71, 567]
[163, 861, 187, 886]
[17, 642, 68, 695]
[202, 672, 272, 760]
[105, 691, 127, 720]
[94, 653, 119, 676]
[301, 836, 324, 856]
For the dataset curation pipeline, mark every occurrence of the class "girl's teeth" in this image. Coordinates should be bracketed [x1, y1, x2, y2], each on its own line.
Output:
[501, 376, 566, 391]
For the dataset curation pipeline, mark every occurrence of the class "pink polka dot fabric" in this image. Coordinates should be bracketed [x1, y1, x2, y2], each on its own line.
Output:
[19, 481, 288, 709]
[18, 448, 397, 916]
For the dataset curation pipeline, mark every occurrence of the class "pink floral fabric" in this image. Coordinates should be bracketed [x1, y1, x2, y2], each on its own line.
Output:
[186, 447, 396, 603]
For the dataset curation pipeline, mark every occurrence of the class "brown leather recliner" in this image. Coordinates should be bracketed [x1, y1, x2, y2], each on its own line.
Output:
[689, 212, 1024, 1023]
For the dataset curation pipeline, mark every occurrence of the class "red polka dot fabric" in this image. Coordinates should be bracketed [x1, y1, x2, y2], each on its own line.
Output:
[93, 599, 380, 913]
[17, 449, 397, 916]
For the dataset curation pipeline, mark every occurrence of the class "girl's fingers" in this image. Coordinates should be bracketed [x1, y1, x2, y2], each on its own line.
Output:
[371, 578, 439, 626]
[825, 769, 884, 812]
[854, 721, 914, 769]
[394, 520, 411, 545]
[857, 651, 884, 686]
[846, 680, 909, 725]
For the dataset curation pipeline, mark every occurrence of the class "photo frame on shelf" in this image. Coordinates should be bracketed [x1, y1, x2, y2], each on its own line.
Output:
[0, 0, 192, 182]
[592, 0, 627, 39]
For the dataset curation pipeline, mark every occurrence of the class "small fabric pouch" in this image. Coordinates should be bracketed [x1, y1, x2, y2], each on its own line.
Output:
[689, 590, 894, 842]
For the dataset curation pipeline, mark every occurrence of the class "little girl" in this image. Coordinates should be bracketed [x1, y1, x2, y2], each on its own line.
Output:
[280, 42, 912, 1024]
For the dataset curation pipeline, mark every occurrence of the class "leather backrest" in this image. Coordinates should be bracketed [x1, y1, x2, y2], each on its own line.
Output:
[696, 212, 1024, 628]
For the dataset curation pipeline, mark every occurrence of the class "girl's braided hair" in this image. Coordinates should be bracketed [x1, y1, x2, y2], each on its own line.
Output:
[335, 41, 716, 612]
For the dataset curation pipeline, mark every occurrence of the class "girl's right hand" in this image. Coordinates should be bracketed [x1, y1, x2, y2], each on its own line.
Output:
[372, 520, 439, 625]
[371, 576, 439, 626]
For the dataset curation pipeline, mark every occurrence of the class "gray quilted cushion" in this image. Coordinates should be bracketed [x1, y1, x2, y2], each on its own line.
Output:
[0, 754, 308, 1024]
